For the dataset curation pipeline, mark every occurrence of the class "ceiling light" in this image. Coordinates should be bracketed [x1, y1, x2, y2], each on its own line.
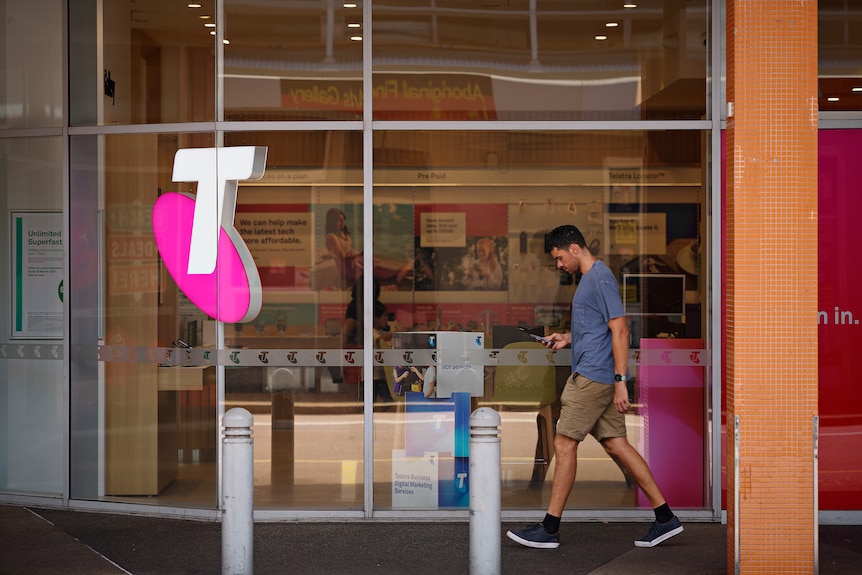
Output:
[624, 3, 637, 8]
[223, 39, 230, 45]
[827, 97, 839, 102]
[205, 23, 216, 28]
[852, 87, 862, 92]
[210, 31, 215, 36]
[343, 3, 358, 7]
[199, 15, 211, 19]
[187, 3, 201, 8]
[595, 35, 608, 41]
[350, 35, 363, 41]
[606, 22, 619, 28]
[347, 23, 361, 28]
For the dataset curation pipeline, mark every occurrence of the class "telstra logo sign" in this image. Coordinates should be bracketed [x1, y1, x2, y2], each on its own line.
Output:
[152, 147, 268, 323]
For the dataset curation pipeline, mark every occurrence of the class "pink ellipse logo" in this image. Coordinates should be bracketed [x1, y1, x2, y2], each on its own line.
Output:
[153, 193, 259, 323]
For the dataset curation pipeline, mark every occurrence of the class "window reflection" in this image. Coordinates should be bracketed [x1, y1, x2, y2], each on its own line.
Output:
[373, 0, 708, 120]
[69, 2, 216, 125]
[203, 128, 707, 510]
[224, 1, 363, 120]
[67, 125, 707, 511]
[368, 130, 706, 509]
[61, 0, 714, 123]
[819, 1, 862, 111]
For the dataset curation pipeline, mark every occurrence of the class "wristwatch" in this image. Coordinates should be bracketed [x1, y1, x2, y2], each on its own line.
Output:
[614, 374, 627, 382]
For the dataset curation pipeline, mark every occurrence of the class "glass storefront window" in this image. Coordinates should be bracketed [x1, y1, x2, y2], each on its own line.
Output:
[220, 130, 366, 509]
[15, 1, 723, 517]
[0, 136, 65, 496]
[68, 0, 216, 126]
[819, 1, 862, 111]
[64, 126, 709, 513]
[372, 1, 708, 121]
[0, 0, 63, 129]
[70, 130, 372, 510]
[70, 132, 223, 506]
[224, 2, 364, 121]
[370, 130, 708, 510]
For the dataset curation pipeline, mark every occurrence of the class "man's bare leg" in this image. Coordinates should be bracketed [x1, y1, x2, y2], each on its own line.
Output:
[547, 433, 580, 517]
[602, 436, 684, 547]
[601, 436, 664, 506]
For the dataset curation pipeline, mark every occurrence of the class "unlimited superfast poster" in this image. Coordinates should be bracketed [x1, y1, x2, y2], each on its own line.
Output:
[11, 212, 63, 338]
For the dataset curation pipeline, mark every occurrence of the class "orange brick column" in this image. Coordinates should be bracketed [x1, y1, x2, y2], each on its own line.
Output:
[725, 1, 818, 573]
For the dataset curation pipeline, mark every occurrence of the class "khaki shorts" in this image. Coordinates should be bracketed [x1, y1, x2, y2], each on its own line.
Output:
[555, 373, 627, 442]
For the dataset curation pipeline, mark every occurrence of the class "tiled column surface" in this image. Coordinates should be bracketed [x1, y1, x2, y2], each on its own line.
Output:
[725, 1, 818, 573]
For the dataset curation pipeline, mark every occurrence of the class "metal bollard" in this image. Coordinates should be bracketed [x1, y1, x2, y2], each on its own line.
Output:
[469, 407, 501, 575]
[222, 407, 254, 575]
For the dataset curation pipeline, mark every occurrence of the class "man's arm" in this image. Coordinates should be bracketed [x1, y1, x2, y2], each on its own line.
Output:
[608, 315, 631, 413]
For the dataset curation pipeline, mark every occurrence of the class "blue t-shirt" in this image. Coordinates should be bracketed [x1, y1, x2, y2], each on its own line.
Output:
[570, 260, 625, 385]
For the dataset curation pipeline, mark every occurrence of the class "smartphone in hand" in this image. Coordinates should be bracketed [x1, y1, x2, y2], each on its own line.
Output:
[519, 326, 551, 344]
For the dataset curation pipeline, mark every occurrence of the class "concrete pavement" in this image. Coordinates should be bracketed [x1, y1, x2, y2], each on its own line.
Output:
[1, 504, 861, 574]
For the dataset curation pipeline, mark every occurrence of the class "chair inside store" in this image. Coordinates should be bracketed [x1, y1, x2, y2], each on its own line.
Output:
[489, 342, 558, 472]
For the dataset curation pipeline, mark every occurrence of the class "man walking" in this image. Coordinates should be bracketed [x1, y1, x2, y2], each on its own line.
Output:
[506, 225, 683, 549]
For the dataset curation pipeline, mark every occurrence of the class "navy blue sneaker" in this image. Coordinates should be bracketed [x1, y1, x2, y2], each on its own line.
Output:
[634, 516, 684, 547]
[506, 523, 560, 549]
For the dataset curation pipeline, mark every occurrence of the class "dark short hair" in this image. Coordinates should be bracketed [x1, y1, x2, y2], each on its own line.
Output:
[351, 275, 381, 302]
[373, 301, 388, 318]
[546, 225, 587, 251]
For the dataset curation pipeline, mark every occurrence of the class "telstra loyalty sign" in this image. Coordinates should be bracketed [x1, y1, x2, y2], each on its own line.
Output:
[152, 146, 268, 323]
